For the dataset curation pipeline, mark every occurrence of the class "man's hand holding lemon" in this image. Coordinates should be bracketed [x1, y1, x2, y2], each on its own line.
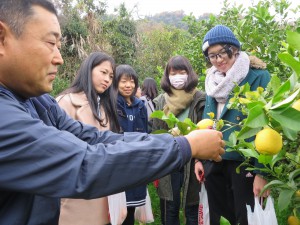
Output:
[185, 129, 225, 162]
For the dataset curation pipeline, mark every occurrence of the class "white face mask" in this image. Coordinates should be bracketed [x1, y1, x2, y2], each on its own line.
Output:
[169, 74, 188, 89]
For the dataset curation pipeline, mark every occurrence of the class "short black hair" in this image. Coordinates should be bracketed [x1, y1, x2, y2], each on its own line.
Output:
[0, 0, 57, 37]
[114, 64, 139, 98]
[161, 55, 198, 95]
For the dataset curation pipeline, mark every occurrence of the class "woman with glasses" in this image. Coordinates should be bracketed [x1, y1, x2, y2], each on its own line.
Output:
[195, 25, 270, 225]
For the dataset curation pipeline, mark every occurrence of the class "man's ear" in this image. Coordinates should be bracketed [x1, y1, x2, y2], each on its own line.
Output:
[0, 21, 8, 55]
[0, 22, 6, 42]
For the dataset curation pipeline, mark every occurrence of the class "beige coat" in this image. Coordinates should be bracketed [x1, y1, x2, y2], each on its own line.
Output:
[57, 92, 110, 225]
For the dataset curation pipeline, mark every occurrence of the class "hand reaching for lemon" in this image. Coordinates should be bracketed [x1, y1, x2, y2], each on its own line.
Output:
[185, 129, 225, 162]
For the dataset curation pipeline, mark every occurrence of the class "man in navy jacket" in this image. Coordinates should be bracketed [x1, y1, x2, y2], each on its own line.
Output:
[0, 1, 225, 224]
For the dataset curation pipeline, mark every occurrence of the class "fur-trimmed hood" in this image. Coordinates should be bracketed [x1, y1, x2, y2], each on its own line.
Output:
[249, 55, 267, 69]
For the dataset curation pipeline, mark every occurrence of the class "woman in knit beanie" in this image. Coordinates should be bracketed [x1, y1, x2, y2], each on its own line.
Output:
[195, 25, 271, 225]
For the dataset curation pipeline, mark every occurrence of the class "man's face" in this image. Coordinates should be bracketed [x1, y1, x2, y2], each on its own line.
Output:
[0, 5, 63, 98]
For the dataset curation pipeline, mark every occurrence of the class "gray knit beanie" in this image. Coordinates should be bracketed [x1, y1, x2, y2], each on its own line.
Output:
[202, 25, 240, 55]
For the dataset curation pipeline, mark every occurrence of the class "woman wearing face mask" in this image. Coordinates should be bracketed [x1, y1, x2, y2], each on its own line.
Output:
[152, 55, 206, 225]
[195, 25, 270, 225]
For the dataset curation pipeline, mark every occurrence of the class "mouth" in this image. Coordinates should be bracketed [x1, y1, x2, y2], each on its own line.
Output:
[48, 72, 56, 80]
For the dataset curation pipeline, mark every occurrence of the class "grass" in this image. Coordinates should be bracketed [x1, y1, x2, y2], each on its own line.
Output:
[134, 183, 161, 225]
[134, 184, 291, 225]
[134, 183, 185, 225]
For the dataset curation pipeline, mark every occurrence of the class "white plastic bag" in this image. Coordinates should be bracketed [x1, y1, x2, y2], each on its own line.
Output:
[247, 196, 278, 225]
[135, 188, 154, 223]
[198, 183, 210, 225]
[108, 192, 127, 225]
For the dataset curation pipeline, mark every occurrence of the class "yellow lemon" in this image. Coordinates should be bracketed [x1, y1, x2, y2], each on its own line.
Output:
[288, 216, 300, 225]
[255, 128, 282, 155]
[292, 99, 300, 111]
[296, 190, 300, 197]
[196, 119, 214, 129]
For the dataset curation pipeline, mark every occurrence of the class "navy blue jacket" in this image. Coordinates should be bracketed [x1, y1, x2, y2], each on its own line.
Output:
[117, 95, 148, 206]
[0, 85, 191, 225]
[117, 95, 148, 133]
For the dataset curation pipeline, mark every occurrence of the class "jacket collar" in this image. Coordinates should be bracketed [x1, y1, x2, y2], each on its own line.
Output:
[68, 92, 89, 107]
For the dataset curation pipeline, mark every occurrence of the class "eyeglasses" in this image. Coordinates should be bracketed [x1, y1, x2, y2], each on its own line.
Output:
[207, 48, 228, 62]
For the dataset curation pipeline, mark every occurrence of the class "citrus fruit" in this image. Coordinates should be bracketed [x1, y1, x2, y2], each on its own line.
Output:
[288, 216, 300, 225]
[254, 128, 282, 155]
[196, 119, 214, 129]
[296, 190, 300, 197]
[292, 99, 300, 111]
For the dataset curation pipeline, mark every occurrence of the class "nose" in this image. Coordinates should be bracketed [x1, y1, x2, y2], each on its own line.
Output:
[52, 47, 64, 65]
[216, 54, 223, 62]
[103, 74, 110, 83]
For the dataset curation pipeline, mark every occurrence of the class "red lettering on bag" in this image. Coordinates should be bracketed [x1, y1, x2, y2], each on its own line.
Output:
[198, 203, 204, 225]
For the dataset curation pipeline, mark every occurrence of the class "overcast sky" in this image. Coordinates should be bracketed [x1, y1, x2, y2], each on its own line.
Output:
[105, 0, 299, 19]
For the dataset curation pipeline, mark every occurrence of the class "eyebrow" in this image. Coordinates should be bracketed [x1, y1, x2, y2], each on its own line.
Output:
[208, 48, 225, 55]
[47, 31, 62, 41]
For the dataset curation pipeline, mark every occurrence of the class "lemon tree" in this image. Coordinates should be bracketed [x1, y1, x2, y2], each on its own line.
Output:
[226, 31, 300, 219]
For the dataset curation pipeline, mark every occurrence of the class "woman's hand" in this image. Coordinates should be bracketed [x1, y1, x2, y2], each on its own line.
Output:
[253, 174, 270, 197]
[194, 160, 205, 182]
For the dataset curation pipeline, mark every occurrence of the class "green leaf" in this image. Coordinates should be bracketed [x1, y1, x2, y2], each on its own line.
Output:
[271, 79, 291, 104]
[220, 216, 231, 225]
[237, 126, 261, 140]
[287, 30, 300, 52]
[269, 108, 300, 131]
[177, 121, 192, 135]
[258, 154, 273, 165]
[270, 88, 300, 110]
[270, 153, 285, 170]
[278, 189, 295, 211]
[262, 179, 285, 191]
[228, 132, 237, 146]
[150, 110, 164, 119]
[289, 168, 300, 181]
[154, 112, 179, 129]
[278, 53, 300, 76]
[239, 148, 259, 159]
[281, 126, 298, 141]
[182, 118, 197, 129]
[289, 73, 298, 90]
[247, 101, 265, 111]
[273, 164, 284, 175]
[268, 75, 281, 95]
[151, 129, 169, 134]
[244, 104, 268, 128]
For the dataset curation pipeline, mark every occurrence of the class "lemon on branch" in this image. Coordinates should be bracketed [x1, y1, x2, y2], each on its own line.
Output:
[292, 99, 300, 111]
[254, 128, 283, 155]
[288, 216, 300, 225]
[196, 119, 214, 129]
